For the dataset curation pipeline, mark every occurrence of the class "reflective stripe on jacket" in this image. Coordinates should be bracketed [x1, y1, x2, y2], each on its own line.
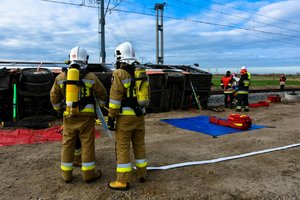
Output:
[220, 76, 233, 94]
[237, 73, 250, 94]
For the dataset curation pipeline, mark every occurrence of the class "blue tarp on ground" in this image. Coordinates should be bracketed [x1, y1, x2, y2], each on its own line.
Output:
[161, 115, 266, 137]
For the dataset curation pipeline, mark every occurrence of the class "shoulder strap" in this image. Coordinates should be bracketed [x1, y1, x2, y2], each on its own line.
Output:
[122, 66, 136, 98]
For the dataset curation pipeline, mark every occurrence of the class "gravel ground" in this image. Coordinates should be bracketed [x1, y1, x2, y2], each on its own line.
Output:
[1, 91, 300, 200]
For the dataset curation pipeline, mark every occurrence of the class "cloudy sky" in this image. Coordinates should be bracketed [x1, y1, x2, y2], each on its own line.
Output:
[0, 0, 300, 73]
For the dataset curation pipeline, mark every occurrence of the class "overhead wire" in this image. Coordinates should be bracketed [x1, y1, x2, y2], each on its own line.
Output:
[165, 2, 300, 48]
[41, 0, 300, 40]
[209, 0, 300, 27]
[109, 8, 300, 40]
[173, 0, 300, 34]
[112, 0, 138, 53]
[91, 1, 121, 44]
[40, 0, 300, 63]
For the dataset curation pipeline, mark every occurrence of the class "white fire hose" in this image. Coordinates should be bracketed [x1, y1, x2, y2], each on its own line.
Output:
[147, 143, 300, 170]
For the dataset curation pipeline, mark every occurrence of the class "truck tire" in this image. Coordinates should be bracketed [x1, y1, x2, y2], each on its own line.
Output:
[21, 68, 54, 83]
[22, 81, 53, 92]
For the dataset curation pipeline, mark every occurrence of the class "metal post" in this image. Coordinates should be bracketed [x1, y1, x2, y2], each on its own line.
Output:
[98, 0, 106, 63]
[154, 3, 165, 65]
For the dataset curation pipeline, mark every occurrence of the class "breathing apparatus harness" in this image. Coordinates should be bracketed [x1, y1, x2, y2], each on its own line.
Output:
[120, 62, 150, 117]
[63, 65, 94, 117]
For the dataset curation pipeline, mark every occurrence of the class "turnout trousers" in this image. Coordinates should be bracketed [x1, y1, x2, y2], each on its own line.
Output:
[236, 94, 249, 109]
[115, 115, 147, 183]
[224, 93, 234, 108]
[61, 115, 96, 177]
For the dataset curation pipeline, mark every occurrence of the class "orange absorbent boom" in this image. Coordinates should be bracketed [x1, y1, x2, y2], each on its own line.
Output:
[268, 95, 281, 103]
[209, 114, 252, 130]
[249, 100, 269, 108]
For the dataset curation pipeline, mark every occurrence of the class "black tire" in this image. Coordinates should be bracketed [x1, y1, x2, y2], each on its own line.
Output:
[22, 81, 53, 92]
[0, 75, 10, 90]
[21, 68, 54, 83]
[0, 71, 9, 78]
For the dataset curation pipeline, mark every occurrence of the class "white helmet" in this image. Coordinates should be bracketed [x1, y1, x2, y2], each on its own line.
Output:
[241, 66, 247, 70]
[114, 42, 137, 64]
[69, 46, 89, 69]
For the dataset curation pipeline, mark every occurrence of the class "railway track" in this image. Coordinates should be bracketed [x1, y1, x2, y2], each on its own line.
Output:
[208, 88, 300, 107]
[210, 87, 300, 95]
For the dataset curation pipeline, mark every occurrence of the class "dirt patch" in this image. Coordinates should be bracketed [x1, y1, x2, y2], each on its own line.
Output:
[1, 102, 300, 199]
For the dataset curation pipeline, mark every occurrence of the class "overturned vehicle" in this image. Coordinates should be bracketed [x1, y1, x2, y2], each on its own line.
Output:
[0, 61, 212, 123]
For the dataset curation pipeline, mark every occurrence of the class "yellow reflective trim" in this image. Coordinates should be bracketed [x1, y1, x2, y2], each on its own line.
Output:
[136, 161, 148, 168]
[82, 165, 95, 171]
[61, 165, 73, 171]
[119, 110, 135, 115]
[80, 107, 94, 113]
[109, 102, 121, 109]
[237, 91, 249, 94]
[123, 82, 130, 88]
[233, 123, 242, 127]
[117, 167, 132, 173]
[53, 107, 60, 111]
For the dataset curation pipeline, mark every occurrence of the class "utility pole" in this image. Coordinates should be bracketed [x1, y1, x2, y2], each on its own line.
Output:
[97, 0, 106, 63]
[154, 3, 165, 65]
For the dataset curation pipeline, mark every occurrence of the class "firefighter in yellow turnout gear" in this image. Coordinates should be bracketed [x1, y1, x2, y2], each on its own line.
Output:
[108, 42, 150, 190]
[50, 46, 107, 183]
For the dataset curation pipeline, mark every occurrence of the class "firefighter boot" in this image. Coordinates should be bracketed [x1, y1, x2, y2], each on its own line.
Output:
[244, 106, 249, 112]
[108, 181, 130, 191]
[235, 106, 242, 112]
[83, 169, 102, 183]
[61, 170, 73, 183]
[136, 167, 147, 183]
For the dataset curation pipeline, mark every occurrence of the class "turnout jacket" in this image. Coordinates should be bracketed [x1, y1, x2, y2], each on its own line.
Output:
[50, 71, 107, 116]
[237, 73, 251, 94]
[109, 65, 137, 118]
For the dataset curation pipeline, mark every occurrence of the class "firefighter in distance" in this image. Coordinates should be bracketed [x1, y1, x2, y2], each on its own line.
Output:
[235, 67, 251, 112]
[220, 70, 234, 108]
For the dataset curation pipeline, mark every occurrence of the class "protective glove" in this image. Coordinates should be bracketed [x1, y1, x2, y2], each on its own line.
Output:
[107, 117, 115, 131]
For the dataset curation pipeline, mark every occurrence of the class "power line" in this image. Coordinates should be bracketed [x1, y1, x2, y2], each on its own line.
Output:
[41, 0, 88, 7]
[106, 21, 121, 43]
[40, 0, 300, 40]
[209, 0, 300, 27]
[173, 0, 300, 34]
[109, 8, 300, 40]
[114, 0, 135, 45]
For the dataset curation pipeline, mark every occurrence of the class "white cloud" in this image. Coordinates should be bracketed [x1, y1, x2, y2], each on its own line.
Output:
[0, 0, 299, 73]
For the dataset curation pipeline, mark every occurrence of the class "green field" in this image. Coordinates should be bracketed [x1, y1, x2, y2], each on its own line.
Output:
[211, 74, 300, 90]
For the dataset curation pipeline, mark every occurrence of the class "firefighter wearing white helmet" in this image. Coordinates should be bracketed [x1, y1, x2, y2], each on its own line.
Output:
[108, 42, 150, 190]
[114, 41, 137, 65]
[69, 45, 89, 68]
[241, 66, 251, 79]
[50, 46, 108, 183]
